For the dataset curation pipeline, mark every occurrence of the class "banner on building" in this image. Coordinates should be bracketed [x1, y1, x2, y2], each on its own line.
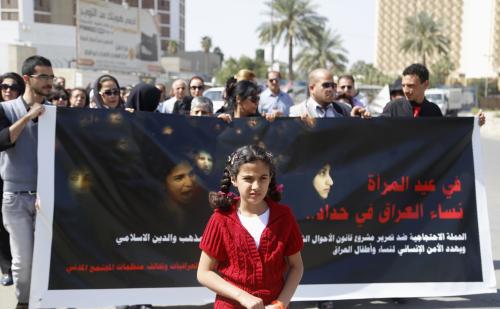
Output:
[76, 0, 162, 74]
[30, 107, 496, 308]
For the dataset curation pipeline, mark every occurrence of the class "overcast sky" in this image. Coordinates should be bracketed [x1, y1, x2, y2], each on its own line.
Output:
[185, 0, 376, 67]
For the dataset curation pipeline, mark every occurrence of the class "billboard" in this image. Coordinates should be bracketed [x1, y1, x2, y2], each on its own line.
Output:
[77, 0, 163, 74]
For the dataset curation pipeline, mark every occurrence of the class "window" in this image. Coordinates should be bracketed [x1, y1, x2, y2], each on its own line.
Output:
[1, 11, 18, 20]
[159, 12, 169, 24]
[34, 0, 50, 12]
[142, 0, 154, 8]
[35, 13, 51, 23]
[158, 0, 169, 11]
[1, 0, 18, 9]
[127, 0, 138, 7]
[108, 0, 122, 3]
[160, 26, 170, 37]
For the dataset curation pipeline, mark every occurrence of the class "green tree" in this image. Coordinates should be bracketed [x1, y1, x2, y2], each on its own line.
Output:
[400, 11, 450, 66]
[257, 0, 327, 81]
[214, 54, 268, 85]
[349, 61, 394, 85]
[166, 40, 178, 55]
[201, 36, 212, 53]
[430, 56, 455, 86]
[213, 46, 224, 62]
[201, 36, 213, 74]
[296, 28, 348, 76]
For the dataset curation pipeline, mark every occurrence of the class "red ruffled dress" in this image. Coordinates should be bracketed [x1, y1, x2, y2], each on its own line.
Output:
[199, 197, 304, 308]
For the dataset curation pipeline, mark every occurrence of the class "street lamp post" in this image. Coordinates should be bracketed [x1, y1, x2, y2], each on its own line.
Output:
[270, 0, 275, 67]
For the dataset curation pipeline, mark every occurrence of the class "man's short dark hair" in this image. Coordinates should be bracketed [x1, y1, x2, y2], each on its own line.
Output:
[268, 71, 281, 79]
[402, 63, 429, 83]
[338, 74, 355, 85]
[21, 55, 52, 76]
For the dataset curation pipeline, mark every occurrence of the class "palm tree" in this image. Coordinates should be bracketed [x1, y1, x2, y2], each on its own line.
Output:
[296, 28, 348, 76]
[201, 36, 212, 75]
[400, 12, 450, 66]
[213, 46, 224, 62]
[201, 36, 212, 53]
[257, 0, 327, 82]
[167, 40, 178, 55]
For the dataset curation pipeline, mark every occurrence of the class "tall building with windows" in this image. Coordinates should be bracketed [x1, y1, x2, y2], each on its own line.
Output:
[0, 0, 185, 73]
[375, 0, 499, 79]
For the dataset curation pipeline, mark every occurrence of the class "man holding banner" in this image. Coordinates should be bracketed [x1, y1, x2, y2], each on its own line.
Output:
[0, 55, 51, 309]
[383, 63, 486, 126]
[290, 68, 370, 119]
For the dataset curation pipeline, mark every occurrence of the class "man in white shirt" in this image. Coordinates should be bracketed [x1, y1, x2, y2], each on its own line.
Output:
[156, 79, 186, 114]
[258, 71, 294, 116]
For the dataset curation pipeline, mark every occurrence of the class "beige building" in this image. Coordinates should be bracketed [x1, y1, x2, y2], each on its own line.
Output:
[375, 0, 500, 80]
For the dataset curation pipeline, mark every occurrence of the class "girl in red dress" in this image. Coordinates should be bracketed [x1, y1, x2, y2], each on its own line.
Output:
[197, 145, 304, 309]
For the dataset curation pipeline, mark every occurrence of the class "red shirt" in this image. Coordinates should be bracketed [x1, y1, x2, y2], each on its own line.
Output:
[199, 198, 304, 308]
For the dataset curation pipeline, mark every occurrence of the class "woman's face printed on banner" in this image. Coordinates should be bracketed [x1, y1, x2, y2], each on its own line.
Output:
[313, 164, 334, 200]
[166, 162, 197, 205]
[195, 151, 213, 174]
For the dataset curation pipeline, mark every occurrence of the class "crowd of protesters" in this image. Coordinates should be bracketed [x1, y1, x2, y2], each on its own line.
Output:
[0, 54, 487, 309]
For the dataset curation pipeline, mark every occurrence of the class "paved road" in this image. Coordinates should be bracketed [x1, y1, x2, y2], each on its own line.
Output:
[1, 136, 499, 309]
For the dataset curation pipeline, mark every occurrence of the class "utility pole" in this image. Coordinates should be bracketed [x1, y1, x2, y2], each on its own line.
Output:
[270, 0, 275, 68]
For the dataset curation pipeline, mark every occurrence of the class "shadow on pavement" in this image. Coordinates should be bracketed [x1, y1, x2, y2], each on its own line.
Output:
[494, 260, 500, 270]
[154, 291, 500, 308]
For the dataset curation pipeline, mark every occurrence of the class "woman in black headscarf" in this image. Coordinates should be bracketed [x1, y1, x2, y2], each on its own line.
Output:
[125, 83, 162, 112]
[90, 74, 124, 109]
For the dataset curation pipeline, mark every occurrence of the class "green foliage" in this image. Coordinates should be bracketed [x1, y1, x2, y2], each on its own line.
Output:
[213, 46, 224, 62]
[257, 0, 327, 81]
[467, 78, 499, 100]
[348, 61, 395, 85]
[400, 12, 450, 66]
[429, 56, 455, 87]
[201, 36, 212, 53]
[296, 28, 348, 76]
[214, 55, 268, 85]
[166, 40, 178, 55]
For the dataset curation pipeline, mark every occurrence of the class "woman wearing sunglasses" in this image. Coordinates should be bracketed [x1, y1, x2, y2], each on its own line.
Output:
[217, 80, 262, 123]
[91, 74, 124, 109]
[0, 72, 25, 102]
[0, 72, 25, 288]
[48, 88, 70, 107]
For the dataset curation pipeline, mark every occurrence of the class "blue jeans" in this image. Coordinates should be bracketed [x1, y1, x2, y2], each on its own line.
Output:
[1, 192, 36, 303]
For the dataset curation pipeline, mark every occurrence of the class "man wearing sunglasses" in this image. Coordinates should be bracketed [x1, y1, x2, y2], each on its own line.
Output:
[337, 75, 365, 108]
[258, 71, 294, 117]
[0, 55, 51, 309]
[290, 68, 370, 118]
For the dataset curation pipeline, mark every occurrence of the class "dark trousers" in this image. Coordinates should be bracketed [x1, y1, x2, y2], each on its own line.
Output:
[0, 180, 12, 274]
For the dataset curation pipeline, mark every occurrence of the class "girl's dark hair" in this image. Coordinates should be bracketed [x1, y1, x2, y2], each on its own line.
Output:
[223, 76, 237, 102]
[224, 80, 259, 115]
[209, 144, 281, 211]
[0, 72, 25, 101]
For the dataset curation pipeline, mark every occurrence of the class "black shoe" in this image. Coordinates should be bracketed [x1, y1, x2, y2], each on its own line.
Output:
[15, 303, 28, 309]
[392, 298, 407, 304]
[318, 301, 334, 309]
[1, 272, 13, 286]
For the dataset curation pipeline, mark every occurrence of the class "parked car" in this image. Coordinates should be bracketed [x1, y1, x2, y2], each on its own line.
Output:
[425, 88, 463, 116]
[203, 87, 225, 112]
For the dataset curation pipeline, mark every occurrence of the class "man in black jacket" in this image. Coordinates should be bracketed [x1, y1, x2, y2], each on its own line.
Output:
[382, 63, 485, 125]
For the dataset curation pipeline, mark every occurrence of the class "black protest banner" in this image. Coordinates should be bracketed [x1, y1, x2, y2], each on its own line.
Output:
[30, 107, 495, 307]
